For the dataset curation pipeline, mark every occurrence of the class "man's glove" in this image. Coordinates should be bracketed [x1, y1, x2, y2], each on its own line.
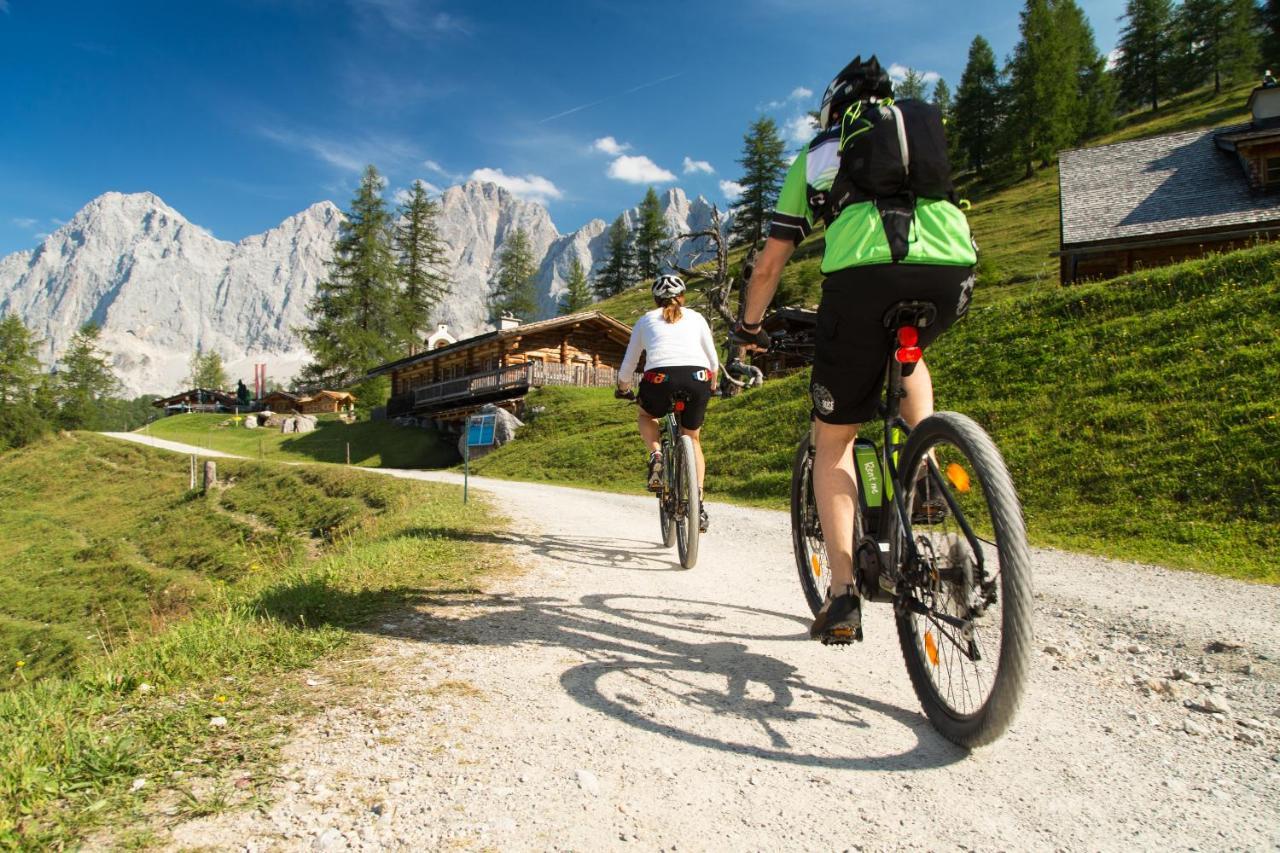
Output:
[614, 387, 636, 401]
[729, 320, 771, 350]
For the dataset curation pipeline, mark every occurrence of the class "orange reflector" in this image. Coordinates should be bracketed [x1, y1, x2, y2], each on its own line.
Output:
[946, 462, 971, 493]
[924, 631, 939, 667]
[810, 554, 822, 578]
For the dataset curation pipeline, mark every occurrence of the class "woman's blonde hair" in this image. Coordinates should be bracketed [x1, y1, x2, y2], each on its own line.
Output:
[658, 293, 685, 324]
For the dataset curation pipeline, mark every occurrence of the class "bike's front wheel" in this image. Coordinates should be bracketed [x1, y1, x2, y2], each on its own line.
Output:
[674, 434, 700, 569]
[891, 411, 1033, 748]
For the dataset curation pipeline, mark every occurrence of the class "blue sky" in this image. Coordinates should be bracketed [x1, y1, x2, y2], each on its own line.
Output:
[0, 0, 1126, 256]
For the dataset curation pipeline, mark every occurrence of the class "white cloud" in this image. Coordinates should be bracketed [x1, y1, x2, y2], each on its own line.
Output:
[606, 155, 676, 184]
[719, 180, 745, 202]
[393, 179, 443, 204]
[762, 84, 816, 110]
[888, 63, 941, 86]
[682, 156, 715, 175]
[11, 217, 37, 228]
[469, 167, 563, 202]
[423, 159, 447, 174]
[32, 232, 48, 241]
[592, 136, 631, 156]
[785, 114, 819, 144]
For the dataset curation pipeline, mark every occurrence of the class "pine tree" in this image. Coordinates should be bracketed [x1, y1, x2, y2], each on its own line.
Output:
[558, 258, 594, 314]
[596, 215, 635, 297]
[729, 117, 788, 247]
[0, 314, 42, 405]
[1007, 0, 1078, 176]
[1117, 0, 1174, 110]
[56, 323, 118, 430]
[1057, 0, 1117, 142]
[633, 187, 670, 280]
[932, 78, 953, 120]
[300, 164, 401, 385]
[954, 36, 1004, 173]
[394, 180, 451, 350]
[489, 229, 539, 320]
[1264, 0, 1280, 68]
[1222, 0, 1263, 88]
[185, 348, 229, 389]
[897, 68, 931, 100]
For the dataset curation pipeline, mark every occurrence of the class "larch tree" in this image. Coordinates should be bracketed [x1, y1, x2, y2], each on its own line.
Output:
[896, 68, 932, 101]
[56, 323, 118, 430]
[1117, 0, 1174, 110]
[932, 78, 953, 120]
[0, 314, 42, 405]
[558, 257, 594, 314]
[300, 164, 401, 385]
[954, 36, 1004, 173]
[1058, 0, 1116, 142]
[489, 228, 539, 320]
[633, 187, 671, 280]
[394, 180, 451, 350]
[1007, 0, 1077, 176]
[729, 116, 788, 248]
[185, 348, 229, 390]
[595, 215, 635, 298]
[1264, 0, 1280, 68]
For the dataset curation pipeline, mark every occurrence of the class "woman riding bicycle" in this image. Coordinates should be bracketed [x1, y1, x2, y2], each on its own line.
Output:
[616, 274, 719, 532]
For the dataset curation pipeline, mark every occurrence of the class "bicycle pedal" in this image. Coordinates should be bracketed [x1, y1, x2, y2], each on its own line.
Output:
[821, 626, 863, 646]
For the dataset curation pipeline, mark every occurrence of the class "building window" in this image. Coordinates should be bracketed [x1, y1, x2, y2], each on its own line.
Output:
[1266, 156, 1280, 184]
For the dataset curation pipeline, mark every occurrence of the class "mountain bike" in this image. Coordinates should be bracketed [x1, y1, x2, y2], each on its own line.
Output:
[619, 391, 701, 569]
[782, 300, 1033, 748]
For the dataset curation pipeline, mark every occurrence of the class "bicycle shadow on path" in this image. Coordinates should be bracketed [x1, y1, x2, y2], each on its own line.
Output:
[394, 527, 686, 573]
[348, 586, 966, 774]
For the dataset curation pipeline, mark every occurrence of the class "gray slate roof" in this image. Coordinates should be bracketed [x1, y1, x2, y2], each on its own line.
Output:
[1059, 123, 1280, 246]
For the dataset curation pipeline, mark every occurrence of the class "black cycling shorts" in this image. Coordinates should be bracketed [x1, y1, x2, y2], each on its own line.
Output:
[811, 263, 975, 425]
[638, 365, 713, 430]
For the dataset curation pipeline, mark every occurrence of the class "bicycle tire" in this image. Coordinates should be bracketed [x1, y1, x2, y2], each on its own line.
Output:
[790, 435, 828, 615]
[675, 434, 700, 569]
[658, 436, 676, 548]
[891, 412, 1033, 748]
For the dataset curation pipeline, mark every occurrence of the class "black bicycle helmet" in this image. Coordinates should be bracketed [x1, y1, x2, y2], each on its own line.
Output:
[819, 54, 894, 131]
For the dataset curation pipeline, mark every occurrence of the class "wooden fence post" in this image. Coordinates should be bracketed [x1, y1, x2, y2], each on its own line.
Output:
[202, 461, 217, 492]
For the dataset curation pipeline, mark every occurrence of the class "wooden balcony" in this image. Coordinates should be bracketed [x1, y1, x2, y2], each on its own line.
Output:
[388, 362, 621, 418]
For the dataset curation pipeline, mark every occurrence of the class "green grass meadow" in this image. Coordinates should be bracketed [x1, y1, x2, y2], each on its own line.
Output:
[0, 434, 501, 847]
[140, 411, 459, 468]
[479, 244, 1280, 582]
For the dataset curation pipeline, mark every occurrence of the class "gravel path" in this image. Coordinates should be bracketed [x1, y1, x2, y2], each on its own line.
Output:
[103, 433, 1280, 851]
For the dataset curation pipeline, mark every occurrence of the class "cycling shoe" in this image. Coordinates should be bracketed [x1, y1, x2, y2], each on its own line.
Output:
[698, 506, 709, 532]
[646, 452, 664, 492]
[810, 591, 862, 644]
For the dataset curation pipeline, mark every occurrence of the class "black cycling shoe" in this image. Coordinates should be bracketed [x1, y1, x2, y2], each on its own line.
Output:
[698, 506, 709, 532]
[809, 590, 863, 645]
[646, 452, 664, 492]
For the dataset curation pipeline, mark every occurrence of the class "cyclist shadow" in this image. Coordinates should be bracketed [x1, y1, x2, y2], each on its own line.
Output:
[397, 527, 685, 572]
[372, 590, 966, 771]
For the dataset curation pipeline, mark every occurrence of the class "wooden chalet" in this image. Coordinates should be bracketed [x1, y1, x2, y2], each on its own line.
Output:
[1058, 83, 1280, 283]
[370, 311, 633, 425]
[259, 389, 357, 415]
[152, 388, 237, 415]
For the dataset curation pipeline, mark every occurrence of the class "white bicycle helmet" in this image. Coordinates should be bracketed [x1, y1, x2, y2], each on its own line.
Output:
[651, 273, 686, 299]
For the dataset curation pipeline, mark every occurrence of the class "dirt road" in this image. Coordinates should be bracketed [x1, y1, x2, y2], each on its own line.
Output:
[105, 433, 1280, 851]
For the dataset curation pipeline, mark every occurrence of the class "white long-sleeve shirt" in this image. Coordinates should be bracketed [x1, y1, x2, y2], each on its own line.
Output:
[619, 307, 719, 381]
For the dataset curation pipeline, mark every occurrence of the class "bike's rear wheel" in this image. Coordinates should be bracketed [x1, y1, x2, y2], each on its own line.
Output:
[658, 437, 676, 548]
[790, 435, 830, 615]
[674, 434, 700, 569]
[891, 412, 1033, 748]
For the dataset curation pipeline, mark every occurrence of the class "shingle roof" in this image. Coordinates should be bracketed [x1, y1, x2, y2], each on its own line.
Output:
[1059, 123, 1280, 247]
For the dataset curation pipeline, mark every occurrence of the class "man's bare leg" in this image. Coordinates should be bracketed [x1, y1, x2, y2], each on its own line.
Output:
[812, 419, 860, 595]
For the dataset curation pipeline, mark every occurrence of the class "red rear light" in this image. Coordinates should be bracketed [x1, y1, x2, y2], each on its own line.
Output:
[895, 346, 923, 364]
[674, 400, 686, 412]
[897, 326, 919, 347]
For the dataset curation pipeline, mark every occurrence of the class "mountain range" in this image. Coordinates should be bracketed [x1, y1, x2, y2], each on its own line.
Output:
[0, 184, 728, 396]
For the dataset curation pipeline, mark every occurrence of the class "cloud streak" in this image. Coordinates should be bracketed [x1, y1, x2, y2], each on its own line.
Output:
[257, 125, 419, 173]
[538, 72, 684, 124]
[683, 157, 715, 175]
[470, 167, 563, 202]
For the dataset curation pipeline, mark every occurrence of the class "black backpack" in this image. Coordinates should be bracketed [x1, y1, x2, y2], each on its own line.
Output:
[819, 99, 956, 261]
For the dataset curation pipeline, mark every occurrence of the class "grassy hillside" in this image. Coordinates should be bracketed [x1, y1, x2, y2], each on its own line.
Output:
[141, 411, 458, 468]
[0, 434, 500, 846]
[478, 243, 1280, 582]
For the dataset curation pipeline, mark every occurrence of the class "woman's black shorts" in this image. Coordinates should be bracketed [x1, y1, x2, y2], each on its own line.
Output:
[638, 365, 713, 430]
[811, 263, 975, 425]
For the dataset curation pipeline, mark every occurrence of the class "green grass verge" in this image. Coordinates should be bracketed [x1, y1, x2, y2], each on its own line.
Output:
[139, 412, 458, 468]
[479, 243, 1280, 582]
[0, 434, 501, 847]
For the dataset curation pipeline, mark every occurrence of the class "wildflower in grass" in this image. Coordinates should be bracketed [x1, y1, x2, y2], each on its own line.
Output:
[215, 694, 227, 703]
[14, 660, 23, 668]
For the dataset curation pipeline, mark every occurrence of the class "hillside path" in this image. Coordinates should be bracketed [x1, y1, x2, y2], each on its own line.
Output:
[103, 432, 1280, 851]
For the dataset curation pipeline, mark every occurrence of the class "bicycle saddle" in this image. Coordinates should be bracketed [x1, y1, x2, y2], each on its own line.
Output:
[882, 300, 938, 330]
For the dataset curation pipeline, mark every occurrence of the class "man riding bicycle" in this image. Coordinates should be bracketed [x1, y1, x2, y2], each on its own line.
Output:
[732, 55, 977, 642]
[617, 274, 719, 533]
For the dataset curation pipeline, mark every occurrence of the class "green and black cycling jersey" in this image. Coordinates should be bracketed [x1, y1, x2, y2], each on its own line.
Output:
[769, 125, 978, 274]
